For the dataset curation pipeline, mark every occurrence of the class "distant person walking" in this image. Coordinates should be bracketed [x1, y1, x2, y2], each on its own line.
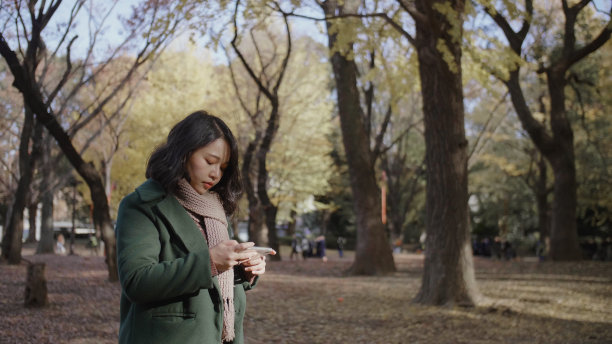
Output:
[290, 234, 302, 260]
[55, 233, 66, 255]
[315, 235, 327, 262]
[301, 237, 311, 259]
[337, 236, 346, 258]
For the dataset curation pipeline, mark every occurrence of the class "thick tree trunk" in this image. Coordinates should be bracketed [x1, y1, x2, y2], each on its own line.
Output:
[548, 155, 580, 260]
[535, 155, 550, 243]
[546, 72, 582, 260]
[507, 71, 581, 261]
[413, 0, 478, 306]
[322, 1, 395, 275]
[37, 133, 57, 254]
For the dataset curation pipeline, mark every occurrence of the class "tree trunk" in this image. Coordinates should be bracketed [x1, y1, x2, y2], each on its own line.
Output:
[263, 203, 279, 260]
[248, 203, 266, 245]
[91, 182, 118, 280]
[242, 135, 266, 245]
[535, 155, 550, 243]
[287, 209, 297, 237]
[1, 108, 41, 264]
[37, 131, 56, 254]
[322, 1, 395, 275]
[24, 262, 48, 307]
[546, 71, 582, 260]
[507, 71, 581, 261]
[26, 203, 38, 243]
[256, 107, 281, 261]
[412, 0, 479, 306]
[37, 186, 55, 254]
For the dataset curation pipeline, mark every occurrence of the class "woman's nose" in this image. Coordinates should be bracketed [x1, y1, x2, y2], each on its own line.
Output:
[210, 166, 220, 179]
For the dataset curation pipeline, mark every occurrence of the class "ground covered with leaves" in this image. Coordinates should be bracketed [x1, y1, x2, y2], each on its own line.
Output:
[1, 243, 610, 344]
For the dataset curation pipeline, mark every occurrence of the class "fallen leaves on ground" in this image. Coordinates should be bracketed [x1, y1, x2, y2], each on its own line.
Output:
[1, 244, 610, 344]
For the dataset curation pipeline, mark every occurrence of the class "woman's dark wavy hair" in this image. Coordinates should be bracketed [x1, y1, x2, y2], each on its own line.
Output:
[146, 111, 243, 215]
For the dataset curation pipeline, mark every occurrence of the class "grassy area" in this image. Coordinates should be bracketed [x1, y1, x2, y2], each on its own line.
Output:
[0, 244, 610, 343]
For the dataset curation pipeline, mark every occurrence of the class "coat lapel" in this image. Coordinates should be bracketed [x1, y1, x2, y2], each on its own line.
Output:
[154, 195, 209, 253]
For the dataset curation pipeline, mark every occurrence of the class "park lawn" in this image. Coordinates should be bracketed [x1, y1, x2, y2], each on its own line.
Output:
[0, 243, 610, 344]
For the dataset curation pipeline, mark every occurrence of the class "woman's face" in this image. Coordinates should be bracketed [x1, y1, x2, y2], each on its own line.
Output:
[186, 138, 230, 195]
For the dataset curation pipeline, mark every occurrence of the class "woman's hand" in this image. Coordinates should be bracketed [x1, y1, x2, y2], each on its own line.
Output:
[241, 251, 273, 281]
[209, 240, 258, 273]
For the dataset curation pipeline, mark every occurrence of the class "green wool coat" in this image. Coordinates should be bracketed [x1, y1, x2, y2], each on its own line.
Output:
[115, 179, 255, 344]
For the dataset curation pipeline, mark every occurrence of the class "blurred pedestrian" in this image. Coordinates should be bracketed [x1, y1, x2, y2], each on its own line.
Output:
[301, 236, 311, 259]
[337, 236, 346, 258]
[315, 235, 327, 262]
[55, 233, 66, 255]
[393, 237, 403, 254]
[290, 234, 302, 260]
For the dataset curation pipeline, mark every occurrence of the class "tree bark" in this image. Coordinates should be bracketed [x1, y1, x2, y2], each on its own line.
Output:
[1, 108, 41, 263]
[545, 71, 582, 260]
[36, 131, 56, 254]
[256, 105, 281, 261]
[322, 0, 396, 275]
[242, 134, 266, 245]
[26, 203, 38, 243]
[36, 176, 55, 255]
[535, 155, 550, 243]
[412, 0, 479, 306]
[24, 262, 48, 307]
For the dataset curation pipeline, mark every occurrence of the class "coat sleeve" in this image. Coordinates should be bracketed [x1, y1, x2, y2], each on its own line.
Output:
[116, 194, 215, 305]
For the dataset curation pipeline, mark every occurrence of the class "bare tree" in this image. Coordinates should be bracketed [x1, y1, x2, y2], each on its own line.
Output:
[0, 0, 185, 279]
[229, 0, 293, 259]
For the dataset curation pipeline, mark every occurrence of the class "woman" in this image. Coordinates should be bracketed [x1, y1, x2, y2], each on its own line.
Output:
[116, 111, 269, 344]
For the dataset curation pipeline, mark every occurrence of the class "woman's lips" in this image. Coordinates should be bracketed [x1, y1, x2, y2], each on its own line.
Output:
[203, 182, 213, 189]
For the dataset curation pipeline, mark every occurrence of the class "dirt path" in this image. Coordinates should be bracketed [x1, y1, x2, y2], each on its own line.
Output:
[1, 244, 610, 343]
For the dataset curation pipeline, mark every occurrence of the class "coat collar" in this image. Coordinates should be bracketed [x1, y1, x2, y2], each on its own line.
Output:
[135, 179, 166, 202]
[136, 179, 208, 253]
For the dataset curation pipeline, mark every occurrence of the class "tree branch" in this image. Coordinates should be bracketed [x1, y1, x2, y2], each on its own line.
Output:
[567, 19, 612, 67]
[372, 104, 393, 160]
[231, 0, 275, 101]
[272, 3, 417, 46]
[483, 1, 531, 54]
[468, 92, 509, 161]
[46, 35, 77, 105]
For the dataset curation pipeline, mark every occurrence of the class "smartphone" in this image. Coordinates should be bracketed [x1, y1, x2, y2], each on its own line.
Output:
[248, 246, 276, 256]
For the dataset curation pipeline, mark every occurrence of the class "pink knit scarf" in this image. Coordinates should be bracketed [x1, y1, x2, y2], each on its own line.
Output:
[174, 178, 235, 342]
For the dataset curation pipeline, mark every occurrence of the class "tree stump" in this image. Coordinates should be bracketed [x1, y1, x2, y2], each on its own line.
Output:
[24, 262, 48, 307]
